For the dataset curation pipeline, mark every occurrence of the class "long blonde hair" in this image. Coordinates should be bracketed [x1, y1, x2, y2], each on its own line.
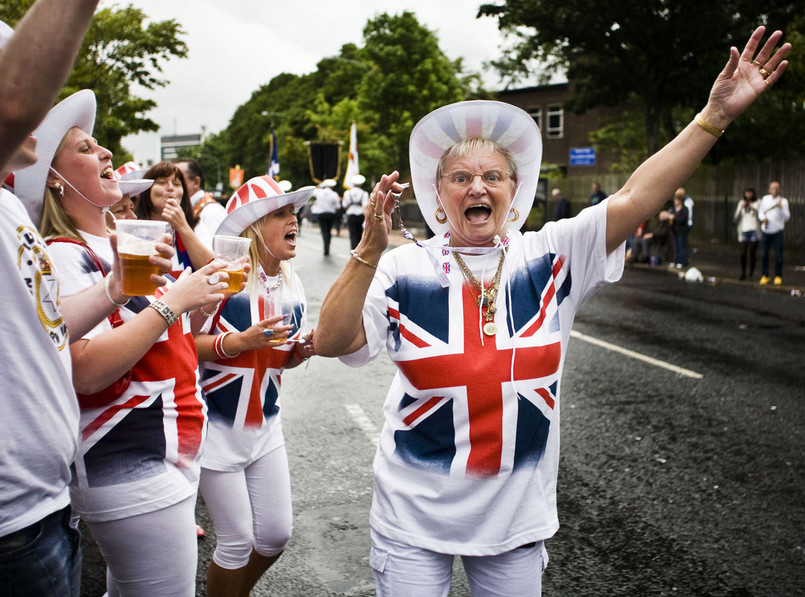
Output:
[39, 129, 84, 241]
[241, 216, 290, 297]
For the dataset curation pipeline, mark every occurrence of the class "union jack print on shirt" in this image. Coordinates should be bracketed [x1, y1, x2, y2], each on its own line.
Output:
[386, 251, 571, 478]
[76, 290, 206, 488]
[200, 292, 300, 429]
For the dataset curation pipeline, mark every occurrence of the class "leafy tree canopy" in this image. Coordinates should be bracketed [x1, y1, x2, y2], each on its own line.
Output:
[479, 0, 804, 160]
[198, 11, 488, 189]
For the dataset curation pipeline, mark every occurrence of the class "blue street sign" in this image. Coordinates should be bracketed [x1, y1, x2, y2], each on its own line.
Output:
[570, 147, 596, 166]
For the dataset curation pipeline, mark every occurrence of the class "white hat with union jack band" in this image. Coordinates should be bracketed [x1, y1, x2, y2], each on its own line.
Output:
[216, 174, 314, 237]
[409, 100, 542, 236]
[114, 161, 152, 197]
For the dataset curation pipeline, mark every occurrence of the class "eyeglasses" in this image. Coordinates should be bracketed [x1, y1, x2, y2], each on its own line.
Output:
[441, 169, 513, 187]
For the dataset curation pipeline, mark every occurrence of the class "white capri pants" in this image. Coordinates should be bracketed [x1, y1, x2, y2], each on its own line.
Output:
[199, 444, 293, 569]
[370, 529, 548, 597]
[87, 494, 198, 597]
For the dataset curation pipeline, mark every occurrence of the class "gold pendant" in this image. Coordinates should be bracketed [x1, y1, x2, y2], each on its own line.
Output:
[483, 321, 497, 336]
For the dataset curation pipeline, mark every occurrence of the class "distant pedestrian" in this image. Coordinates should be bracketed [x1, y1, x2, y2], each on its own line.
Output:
[589, 181, 606, 206]
[552, 187, 570, 220]
[734, 187, 760, 280]
[758, 181, 791, 285]
[310, 179, 340, 256]
[669, 189, 690, 268]
[677, 186, 694, 231]
[343, 174, 369, 250]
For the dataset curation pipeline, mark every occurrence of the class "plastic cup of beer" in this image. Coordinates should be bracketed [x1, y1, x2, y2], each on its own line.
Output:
[263, 296, 298, 344]
[212, 235, 251, 294]
[115, 220, 170, 295]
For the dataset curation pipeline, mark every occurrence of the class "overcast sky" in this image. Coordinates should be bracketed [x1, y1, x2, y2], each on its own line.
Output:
[109, 0, 540, 165]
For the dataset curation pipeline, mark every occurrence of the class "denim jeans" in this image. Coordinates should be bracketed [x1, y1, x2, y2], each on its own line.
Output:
[0, 506, 82, 596]
[761, 230, 784, 277]
[673, 232, 689, 266]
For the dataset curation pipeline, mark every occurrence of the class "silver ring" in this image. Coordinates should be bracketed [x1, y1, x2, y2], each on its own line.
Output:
[263, 329, 274, 337]
[208, 273, 221, 285]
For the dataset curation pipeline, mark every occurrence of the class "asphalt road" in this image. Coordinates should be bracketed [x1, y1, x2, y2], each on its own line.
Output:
[81, 226, 805, 596]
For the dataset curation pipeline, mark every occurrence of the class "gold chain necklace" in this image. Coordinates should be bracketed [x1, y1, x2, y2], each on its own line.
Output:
[452, 251, 506, 336]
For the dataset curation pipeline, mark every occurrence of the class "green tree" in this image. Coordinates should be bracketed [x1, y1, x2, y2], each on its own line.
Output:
[479, 0, 803, 160]
[198, 11, 481, 190]
[1, 2, 186, 161]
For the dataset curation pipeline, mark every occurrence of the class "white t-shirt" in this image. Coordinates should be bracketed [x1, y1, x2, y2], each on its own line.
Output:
[47, 233, 207, 522]
[199, 267, 307, 471]
[0, 190, 79, 536]
[191, 190, 227, 246]
[340, 201, 623, 555]
[758, 194, 791, 234]
[343, 187, 369, 216]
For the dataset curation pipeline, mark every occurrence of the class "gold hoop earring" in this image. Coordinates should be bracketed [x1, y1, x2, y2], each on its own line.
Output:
[507, 208, 519, 222]
[435, 207, 447, 224]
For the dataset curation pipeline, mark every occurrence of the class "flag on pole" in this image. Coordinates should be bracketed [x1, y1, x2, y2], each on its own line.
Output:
[266, 128, 280, 179]
[342, 122, 359, 189]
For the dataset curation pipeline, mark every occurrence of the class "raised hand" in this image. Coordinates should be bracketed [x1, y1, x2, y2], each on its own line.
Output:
[706, 26, 790, 125]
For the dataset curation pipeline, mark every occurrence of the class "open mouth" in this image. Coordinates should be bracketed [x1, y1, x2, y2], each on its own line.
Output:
[100, 166, 115, 180]
[465, 203, 492, 223]
[285, 231, 297, 244]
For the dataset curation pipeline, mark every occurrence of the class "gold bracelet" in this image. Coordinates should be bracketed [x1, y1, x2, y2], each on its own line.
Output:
[694, 113, 724, 138]
[349, 250, 378, 269]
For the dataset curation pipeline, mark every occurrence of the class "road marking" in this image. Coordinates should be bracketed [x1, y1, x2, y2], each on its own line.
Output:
[570, 330, 703, 379]
[345, 403, 380, 447]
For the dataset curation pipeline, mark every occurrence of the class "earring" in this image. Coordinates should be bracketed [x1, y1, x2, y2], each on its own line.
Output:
[54, 181, 65, 198]
[435, 206, 447, 224]
[507, 208, 519, 222]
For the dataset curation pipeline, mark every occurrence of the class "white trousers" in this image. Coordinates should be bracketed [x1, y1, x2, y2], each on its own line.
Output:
[199, 444, 292, 569]
[88, 494, 197, 597]
[370, 529, 548, 597]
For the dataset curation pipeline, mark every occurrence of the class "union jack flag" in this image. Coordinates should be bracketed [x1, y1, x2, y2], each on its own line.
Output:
[385, 251, 571, 478]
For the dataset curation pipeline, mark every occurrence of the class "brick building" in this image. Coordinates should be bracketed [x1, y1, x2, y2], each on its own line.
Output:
[497, 83, 621, 177]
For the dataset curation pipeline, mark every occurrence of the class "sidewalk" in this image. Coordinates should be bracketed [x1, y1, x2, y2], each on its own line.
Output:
[629, 241, 805, 295]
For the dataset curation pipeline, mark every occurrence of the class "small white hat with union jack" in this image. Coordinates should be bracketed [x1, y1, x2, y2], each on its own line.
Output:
[216, 175, 314, 237]
[114, 161, 152, 197]
[409, 100, 542, 235]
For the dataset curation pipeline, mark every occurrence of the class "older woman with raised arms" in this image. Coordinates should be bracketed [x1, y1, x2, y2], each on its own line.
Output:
[314, 27, 789, 596]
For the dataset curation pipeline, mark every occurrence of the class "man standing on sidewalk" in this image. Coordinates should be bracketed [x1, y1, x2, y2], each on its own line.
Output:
[758, 181, 791, 285]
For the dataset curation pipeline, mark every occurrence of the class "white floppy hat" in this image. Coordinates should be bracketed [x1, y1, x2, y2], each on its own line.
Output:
[351, 174, 366, 186]
[409, 100, 542, 235]
[14, 89, 97, 226]
[320, 178, 337, 188]
[217, 175, 314, 237]
[114, 161, 152, 197]
[0, 20, 14, 49]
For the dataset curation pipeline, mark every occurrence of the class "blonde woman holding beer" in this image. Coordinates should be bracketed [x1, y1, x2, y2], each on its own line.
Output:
[194, 174, 316, 597]
[13, 89, 232, 597]
[135, 160, 214, 276]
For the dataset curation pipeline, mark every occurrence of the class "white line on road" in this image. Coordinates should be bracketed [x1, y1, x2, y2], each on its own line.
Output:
[345, 403, 380, 447]
[570, 330, 704, 379]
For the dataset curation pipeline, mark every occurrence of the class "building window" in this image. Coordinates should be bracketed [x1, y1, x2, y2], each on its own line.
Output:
[528, 107, 541, 130]
[546, 104, 563, 138]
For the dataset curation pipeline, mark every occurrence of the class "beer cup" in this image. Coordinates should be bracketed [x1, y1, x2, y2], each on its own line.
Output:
[263, 296, 298, 345]
[115, 220, 170, 295]
[212, 235, 251, 294]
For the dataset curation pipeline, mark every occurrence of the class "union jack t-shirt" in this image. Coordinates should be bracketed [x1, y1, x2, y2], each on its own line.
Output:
[47, 232, 207, 523]
[199, 272, 306, 471]
[341, 201, 624, 555]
